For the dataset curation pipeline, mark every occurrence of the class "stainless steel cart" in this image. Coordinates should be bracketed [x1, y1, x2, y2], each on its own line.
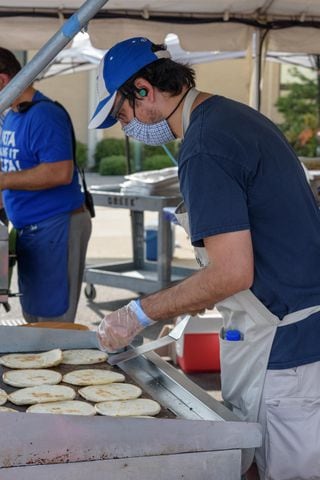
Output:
[84, 186, 196, 298]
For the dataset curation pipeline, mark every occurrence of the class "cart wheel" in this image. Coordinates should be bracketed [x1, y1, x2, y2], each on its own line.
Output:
[84, 284, 96, 300]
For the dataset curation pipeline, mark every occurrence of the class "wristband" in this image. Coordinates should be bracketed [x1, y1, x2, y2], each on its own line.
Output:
[129, 299, 155, 327]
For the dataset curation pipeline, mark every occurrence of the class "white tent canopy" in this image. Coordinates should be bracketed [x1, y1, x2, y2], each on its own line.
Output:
[39, 29, 319, 82]
[0, 1, 319, 167]
[267, 52, 320, 70]
[1, 1, 320, 53]
[36, 32, 105, 79]
[38, 32, 246, 79]
[1, 0, 320, 114]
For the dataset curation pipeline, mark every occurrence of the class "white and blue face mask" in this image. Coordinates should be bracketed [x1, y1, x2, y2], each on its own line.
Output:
[122, 117, 175, 146]
[122, 88, 191, 146]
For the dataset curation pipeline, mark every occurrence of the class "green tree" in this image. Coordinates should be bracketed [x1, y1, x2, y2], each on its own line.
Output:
[276, 67, 318, 157]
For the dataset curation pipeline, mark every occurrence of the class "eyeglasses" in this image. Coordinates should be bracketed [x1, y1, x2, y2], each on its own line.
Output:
[110, 93, 127, 120]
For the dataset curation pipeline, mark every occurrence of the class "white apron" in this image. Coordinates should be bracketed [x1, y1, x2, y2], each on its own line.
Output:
[175, 203, 320, 413]
[175, 203, 320, 472]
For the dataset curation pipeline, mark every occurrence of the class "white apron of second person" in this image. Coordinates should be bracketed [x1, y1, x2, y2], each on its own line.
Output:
[175, 200, 320, 479]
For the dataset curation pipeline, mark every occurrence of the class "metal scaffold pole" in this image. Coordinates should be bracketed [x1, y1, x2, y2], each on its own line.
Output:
[0, 0, 109, 112]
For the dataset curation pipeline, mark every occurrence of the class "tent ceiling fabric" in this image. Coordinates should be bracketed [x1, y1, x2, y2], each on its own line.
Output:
[0, 1, 320, 52]
[0, 17, 62, 51]
[1, 1, 320, 18]
[88, 20, 252, 52]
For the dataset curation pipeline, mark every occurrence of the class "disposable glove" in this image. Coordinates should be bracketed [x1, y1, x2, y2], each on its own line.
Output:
[97, 299, 155, 352]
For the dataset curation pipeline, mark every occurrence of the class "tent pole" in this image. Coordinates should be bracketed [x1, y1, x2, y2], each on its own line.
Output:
[0, 0, 109, 113]
[88, 68, 102, 170]
[252, 28, 262, 110]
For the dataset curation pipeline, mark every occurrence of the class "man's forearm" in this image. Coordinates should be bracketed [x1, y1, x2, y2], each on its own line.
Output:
[0, 160, 73, 191]
[141, 230, 254, 321]
[140, 262, 252, 321]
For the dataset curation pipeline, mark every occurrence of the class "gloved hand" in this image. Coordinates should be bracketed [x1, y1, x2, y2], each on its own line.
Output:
[97, 299, 155, 352]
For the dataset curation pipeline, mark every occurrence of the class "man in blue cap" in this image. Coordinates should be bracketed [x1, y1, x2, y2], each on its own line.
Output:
[90, 37, 320, 480]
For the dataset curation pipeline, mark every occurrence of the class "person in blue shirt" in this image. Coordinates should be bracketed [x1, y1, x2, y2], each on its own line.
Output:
[0, 47, 92, 323]
[89, 37, 320, 479]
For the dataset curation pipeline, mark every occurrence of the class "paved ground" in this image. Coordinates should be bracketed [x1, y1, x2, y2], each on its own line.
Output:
[0, 173, 221, 399]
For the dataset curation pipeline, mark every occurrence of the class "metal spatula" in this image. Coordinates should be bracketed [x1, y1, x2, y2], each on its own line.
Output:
[107, 314, 191, 365]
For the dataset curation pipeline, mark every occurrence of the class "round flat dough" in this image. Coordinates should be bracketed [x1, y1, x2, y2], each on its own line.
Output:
[62, 349, 108, 365]
[0, 406, 18, 413]
[8, 385, 76, 406]
[27, 400, 96, 416]
[0, 349, 62, 369]
[132, 416, 156, 419]
[0, 388, 7, 406]
[62, 369, 125, 386]
[3, 369, 62, 388]
[95, 398, 161, 417]
[79, 383, 142, 402]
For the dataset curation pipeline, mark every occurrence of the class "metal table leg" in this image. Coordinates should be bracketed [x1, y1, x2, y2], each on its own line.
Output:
[131, 210, 144, 269]
[157, 210, 172, 287]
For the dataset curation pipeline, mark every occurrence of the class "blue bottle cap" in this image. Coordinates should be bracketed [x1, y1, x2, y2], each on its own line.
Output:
[225, 329, 241, 341]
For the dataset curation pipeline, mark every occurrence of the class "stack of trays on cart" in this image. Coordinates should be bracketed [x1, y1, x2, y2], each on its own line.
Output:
[120, 167, 180, 196]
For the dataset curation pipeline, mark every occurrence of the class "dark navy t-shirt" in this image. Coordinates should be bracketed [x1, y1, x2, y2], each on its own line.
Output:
[178, 95, 320, 369]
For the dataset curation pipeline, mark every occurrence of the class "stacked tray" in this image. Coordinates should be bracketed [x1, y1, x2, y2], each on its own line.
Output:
[120, 167, 180, 195]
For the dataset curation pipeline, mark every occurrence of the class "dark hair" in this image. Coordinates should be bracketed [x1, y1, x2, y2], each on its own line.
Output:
[0, 48, 21, 78]
[120, 43, 196, 104]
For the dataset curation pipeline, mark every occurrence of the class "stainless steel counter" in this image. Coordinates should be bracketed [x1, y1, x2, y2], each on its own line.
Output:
[0, 325, 261, 479]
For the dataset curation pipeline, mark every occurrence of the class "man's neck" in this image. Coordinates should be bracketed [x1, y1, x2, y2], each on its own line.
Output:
[12, 86, 36, 111]
[168, 89, 212, 139]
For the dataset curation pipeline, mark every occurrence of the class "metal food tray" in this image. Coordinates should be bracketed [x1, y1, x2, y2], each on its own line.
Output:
[124, 167, 178, 186]
[0, 326, 261, 480]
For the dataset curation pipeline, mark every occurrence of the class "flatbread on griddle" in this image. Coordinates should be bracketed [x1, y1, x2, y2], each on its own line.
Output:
[8, 384, 76, 405]
[61, 349, 108, 365]
[0, 388, 7, 406]
[62, 369, 125, 386]
[95, 398, 161, 417]
[79, 383, 142, 402]
[0, 406, 18, 413]
[0, 349, 62, 369]
[27, 400, 96, 416]
[132, 416, 156, 418]
[3, 369, 62, 388]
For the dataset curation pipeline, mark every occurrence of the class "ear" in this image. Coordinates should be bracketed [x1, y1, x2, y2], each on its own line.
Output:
[133, 78, 155, 102]
[0, 73, 10, 90]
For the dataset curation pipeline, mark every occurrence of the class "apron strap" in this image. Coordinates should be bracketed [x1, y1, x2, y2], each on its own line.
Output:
[222, 289, 320, 327]
[182, 88, 200, 137]
[218, 289, 279, 326]
[280, 304, 320, 326]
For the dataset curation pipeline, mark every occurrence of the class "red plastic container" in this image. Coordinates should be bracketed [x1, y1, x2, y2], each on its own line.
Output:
[177, 332, 220, 373]
[176, 312, 222, 373]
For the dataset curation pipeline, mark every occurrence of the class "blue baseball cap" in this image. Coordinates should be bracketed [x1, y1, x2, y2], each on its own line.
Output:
[88, 37, 171, 129]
